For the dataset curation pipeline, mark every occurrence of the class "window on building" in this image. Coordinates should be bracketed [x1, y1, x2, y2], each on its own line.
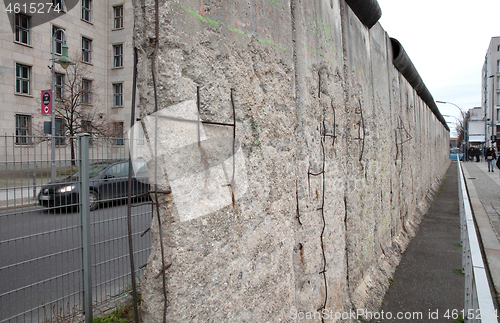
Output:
[114, 45, 124, 68]
[497, 60, 500, 74]
[497, 93, 500, 107]
[52, 26, 64, 55]
[15, 63, 30, 95]
[82, 79, 92, 104]
[15, 114, 31, 145]
[81, 120, 93, 143]
[82, 120, 91, 132]
[113, 83, 123, 107]
[114, 122, 124, 145]
[15, 14, 30, 45]
[113, 44, 123, 68]
[52, 0, 64, 10]
[82, 37, 92, 63]
[55, 73, 64, 99]
[113, 5, 123, 29]
[82, 0, 91, 22]
[497, 76, 500, 90]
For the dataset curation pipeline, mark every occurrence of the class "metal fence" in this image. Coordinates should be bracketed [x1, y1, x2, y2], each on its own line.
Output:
[0, 134, 152, 322]
[457, 160, 497, 323]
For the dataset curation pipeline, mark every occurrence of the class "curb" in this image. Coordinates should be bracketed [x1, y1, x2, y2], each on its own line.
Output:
[0, 198, 38, 211]
[462, 162, 500, 298]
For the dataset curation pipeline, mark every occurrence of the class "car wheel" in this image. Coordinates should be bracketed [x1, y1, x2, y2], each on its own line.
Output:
[89, 190, 100, 211]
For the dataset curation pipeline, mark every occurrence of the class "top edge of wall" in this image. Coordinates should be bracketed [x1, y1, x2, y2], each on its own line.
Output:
[390, 38, 450, 132]
[344, 0, 382, 29]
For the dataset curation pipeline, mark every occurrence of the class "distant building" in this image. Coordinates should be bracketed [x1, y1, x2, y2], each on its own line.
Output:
[467, 106, 486, 149]
[482, 36, 500, 147]
[0, 0, 133, 153]
[449, 137, 458, 148]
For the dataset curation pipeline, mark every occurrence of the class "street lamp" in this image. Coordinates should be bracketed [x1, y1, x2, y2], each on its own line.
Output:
[443, 114, 461, 122]
[437, 101, 468, 154]
[437, 101, 465, 134]
[50, 29, 74, 182]
[443, 115, 460, 133]
[436, 101, 463, 115]
[444, 115, 461, 148]
[488, 75, 495, 147]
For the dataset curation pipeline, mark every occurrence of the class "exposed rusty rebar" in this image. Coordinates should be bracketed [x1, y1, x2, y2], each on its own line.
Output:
[126, 46, 139, 323]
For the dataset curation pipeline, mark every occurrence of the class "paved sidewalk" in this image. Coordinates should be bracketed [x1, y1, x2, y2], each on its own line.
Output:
[375, 161, 500, 322]
[0, 188, 38, 209]
[376, 162, 464, 322]
[0, 187, 34, 201]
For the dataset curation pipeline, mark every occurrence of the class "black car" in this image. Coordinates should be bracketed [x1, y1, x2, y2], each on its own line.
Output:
[38, 159, 150, 211]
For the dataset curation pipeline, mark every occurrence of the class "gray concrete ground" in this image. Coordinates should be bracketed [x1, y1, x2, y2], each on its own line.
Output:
[376, 160, 500, 322]
[376, 162, 464, 322]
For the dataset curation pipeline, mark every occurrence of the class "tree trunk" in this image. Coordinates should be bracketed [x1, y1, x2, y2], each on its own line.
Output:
[70, 137, 75, 166]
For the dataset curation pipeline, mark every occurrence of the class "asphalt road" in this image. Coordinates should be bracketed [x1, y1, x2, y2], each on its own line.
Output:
[0, 201, 152, 322]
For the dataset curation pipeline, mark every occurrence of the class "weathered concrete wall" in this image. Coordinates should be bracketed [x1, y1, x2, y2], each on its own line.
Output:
[133, 0, 450, 321]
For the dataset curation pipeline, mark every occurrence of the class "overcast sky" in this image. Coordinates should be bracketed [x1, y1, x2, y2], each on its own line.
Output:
[376, 0, 500, 134]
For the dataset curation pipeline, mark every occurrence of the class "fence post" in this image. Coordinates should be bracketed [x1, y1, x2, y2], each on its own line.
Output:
[79, 133, 92, 323]
[33, 173, 36, 199]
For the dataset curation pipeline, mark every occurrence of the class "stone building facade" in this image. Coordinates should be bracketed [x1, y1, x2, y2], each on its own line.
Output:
[482, 36, 500, 147]
[0, 0, 133, 157]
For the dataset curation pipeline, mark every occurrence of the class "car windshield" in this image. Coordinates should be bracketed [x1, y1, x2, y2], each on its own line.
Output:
[72, 162, 113, 179]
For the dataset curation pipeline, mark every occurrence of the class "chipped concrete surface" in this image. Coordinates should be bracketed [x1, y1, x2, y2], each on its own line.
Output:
[133, 0, 449, 321]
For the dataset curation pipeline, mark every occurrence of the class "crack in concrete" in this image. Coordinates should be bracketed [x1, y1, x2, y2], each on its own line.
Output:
[344, 194, 351, 298]
[354, 98, 365, 162]
[318, 120, 328, 317]
[295, 180, 302, 225]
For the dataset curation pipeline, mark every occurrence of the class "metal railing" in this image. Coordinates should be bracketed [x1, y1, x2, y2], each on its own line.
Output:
[0, 134, 152, 322]
[457, 159, 498, 322]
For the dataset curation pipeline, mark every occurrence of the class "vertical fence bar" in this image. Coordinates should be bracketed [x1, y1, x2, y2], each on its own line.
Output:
[3, 135, 7, 208]
[10, 135, 14, 208]
[79, 133, 92, 323]
[457, 158, 465, 274]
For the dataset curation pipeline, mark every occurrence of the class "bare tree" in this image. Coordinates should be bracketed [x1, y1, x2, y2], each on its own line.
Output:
[455, 110, 469, 149]
[52, 58, 116, 164]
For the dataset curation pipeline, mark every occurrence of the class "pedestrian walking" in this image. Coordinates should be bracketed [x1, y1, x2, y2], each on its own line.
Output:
[469, 147, 475, 162]
[486, 146, 496, 172]
[496, 154, 500, 174]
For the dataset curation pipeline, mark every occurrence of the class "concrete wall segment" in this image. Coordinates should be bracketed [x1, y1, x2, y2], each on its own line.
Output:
[134, 0, 450, 321]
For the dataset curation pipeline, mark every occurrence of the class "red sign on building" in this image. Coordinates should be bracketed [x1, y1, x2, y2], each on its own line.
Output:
[41, 90, 51, 114]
